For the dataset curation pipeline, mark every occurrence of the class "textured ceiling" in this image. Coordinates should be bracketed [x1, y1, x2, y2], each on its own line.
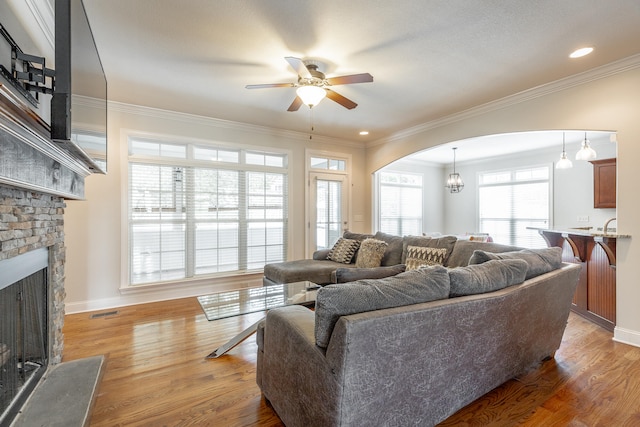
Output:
[82, 0, 640, 144]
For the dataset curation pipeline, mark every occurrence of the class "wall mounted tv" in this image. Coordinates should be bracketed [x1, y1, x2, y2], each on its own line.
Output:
[51, 0, 107, 173]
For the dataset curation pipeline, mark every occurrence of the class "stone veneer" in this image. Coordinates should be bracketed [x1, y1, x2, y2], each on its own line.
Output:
[0, 184, 66, 364]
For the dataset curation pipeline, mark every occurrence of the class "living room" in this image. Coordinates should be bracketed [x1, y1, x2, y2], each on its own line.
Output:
[2, 0, 640, 425]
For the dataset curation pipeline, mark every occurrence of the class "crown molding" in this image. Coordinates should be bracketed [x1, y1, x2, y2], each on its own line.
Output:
[107, 101, 364, 148]
[369, 54, 640, 148]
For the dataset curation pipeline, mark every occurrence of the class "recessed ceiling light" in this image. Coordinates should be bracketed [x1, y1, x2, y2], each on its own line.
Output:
[569, 47, 594, 58]
[359, 131, 369, 136]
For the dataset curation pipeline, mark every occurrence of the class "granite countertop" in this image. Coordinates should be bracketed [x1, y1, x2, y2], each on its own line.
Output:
[528, 226, 631, 239]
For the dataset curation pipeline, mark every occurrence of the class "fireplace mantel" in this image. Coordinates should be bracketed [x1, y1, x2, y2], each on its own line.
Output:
[0, 83, 89, 200]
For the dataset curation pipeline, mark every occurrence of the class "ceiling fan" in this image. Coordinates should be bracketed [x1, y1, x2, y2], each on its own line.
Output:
[246, 57, 373, 111]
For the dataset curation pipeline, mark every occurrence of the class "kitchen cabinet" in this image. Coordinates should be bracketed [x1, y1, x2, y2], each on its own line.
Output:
[591, 158, 616, 208]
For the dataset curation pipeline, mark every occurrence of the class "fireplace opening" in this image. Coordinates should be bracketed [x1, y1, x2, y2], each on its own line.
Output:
[0, 248, 49, 426]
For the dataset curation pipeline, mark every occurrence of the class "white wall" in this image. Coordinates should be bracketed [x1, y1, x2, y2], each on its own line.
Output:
[366, 61, 640, 347]
[64, 103, 368, 312]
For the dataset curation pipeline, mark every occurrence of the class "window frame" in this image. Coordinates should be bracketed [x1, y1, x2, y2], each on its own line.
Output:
[304, 150, 352, 258]
[124, 133, 291, 288]
[476, 164, 552, 248]
[375, 170, 424, 236]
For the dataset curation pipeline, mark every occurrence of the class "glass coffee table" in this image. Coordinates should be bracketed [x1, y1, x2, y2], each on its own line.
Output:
[201, 281, 319, 358]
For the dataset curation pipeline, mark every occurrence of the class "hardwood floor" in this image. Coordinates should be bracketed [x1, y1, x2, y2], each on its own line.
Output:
[63, 298, 640, 426]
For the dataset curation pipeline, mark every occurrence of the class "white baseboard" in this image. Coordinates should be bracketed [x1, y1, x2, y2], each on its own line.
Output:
[64, 274, 263, 314]
[613, 326, 640, 348]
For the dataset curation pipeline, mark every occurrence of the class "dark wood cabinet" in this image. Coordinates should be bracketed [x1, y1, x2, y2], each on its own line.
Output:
[591, 158, 616, 208]
[539, 230, 616, 332]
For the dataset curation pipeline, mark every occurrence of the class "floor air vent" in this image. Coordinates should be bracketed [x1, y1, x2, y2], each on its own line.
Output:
[90, 310, 119, 319]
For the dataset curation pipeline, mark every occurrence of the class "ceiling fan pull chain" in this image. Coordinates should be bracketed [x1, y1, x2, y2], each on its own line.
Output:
[309, 107, 314, 140]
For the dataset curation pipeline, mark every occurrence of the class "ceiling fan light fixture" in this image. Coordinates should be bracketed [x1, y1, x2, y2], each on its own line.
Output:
[296, 85, 326, 107]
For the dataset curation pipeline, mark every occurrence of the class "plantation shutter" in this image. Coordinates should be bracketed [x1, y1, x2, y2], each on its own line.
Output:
[378, 172, 423, 236]
[128, 139, 288, 285]
[478, 166, 549, 248]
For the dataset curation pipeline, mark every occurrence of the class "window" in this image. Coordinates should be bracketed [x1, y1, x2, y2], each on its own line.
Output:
[310, 156, 346, 171]
[378, 171, 423, 236]
[478, 166, 550, 248]
[128, 138, 288, 285]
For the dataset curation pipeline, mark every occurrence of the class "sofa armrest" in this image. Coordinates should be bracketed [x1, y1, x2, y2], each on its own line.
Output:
[331, 264, 406, 283]
[258, 305, 342, 426]
[313, 248, 331, 260]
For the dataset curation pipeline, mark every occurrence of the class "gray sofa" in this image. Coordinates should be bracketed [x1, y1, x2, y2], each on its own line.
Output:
[256, 243, 581, 426]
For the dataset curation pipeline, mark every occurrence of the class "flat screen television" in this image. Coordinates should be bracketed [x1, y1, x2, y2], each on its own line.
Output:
[51, 0, 107, 173]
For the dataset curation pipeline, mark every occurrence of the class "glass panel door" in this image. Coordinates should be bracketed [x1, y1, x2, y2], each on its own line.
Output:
[309, 173, 348, 254]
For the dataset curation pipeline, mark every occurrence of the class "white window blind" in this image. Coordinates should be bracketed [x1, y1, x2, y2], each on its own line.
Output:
[478, 166, 549, 248]
[128, 139, 288, 285]
[378, 171, 423, 236]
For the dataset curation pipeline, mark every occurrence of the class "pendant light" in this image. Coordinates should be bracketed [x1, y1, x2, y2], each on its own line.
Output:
[446, 147, 464, 193]
[575, 132, 597, 161]
[556, 132, 573, 169]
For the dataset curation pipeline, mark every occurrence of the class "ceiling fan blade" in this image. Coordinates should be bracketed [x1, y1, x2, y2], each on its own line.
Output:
[285, 56, 312, 79]
[325, 89, 358, 110]
[326, 73, 373, 86]
[287, 96, 303, 111]
[245, 83, 294, 89]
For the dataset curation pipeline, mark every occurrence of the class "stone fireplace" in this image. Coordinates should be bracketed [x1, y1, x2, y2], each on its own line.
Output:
[0, 185, 67, 424]
[0, 77, 92, 423]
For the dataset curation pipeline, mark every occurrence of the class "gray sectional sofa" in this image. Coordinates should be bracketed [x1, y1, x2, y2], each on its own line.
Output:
[263, 230, 521, 286]
[256, 234, 581, 426]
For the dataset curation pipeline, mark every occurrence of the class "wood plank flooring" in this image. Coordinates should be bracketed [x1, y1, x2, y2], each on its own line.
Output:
[63, 298, 640, 426]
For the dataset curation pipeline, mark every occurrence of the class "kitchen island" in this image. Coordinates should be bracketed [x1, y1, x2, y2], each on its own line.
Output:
[532, 227, 629, 331]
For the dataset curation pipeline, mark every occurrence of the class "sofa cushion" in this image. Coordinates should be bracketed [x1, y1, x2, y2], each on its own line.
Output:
[468, 247, 563, 280]
[327, 238, 360, 264]
[332, 264, 406, 283]
[401, 235, 458, 265]
[373, 231, 405, 266]
[344, 230, 374, 241]
[405, 246, 448, 270]
[448, 259, 528, 297]
[314, 266, 450, 348]
[264, 259, 357, 285]
[355, 238, 388, 268]
[445, 240, 522, 268]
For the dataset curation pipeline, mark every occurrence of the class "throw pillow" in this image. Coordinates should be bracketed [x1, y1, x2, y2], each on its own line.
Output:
[314, 266, 450, 348]
[405, 245, 448, 270]
[448, 258, 528, 297]
[355, 238, 388, 268]
[326, 238, 360, 264]
[401, 235, 458, 265]
[468, 247, 562, 280]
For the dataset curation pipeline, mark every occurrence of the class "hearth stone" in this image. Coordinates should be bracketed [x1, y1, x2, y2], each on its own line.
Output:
[11, 355, 105, 427]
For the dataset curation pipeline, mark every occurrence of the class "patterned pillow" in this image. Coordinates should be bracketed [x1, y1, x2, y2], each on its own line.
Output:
[326, 238, 360, 264]
[355, 238, 388, 268]
[405, 245, 448, 270]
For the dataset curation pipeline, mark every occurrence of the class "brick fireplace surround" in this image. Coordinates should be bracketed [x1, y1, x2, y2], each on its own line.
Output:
[0, 184, 66, 364]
